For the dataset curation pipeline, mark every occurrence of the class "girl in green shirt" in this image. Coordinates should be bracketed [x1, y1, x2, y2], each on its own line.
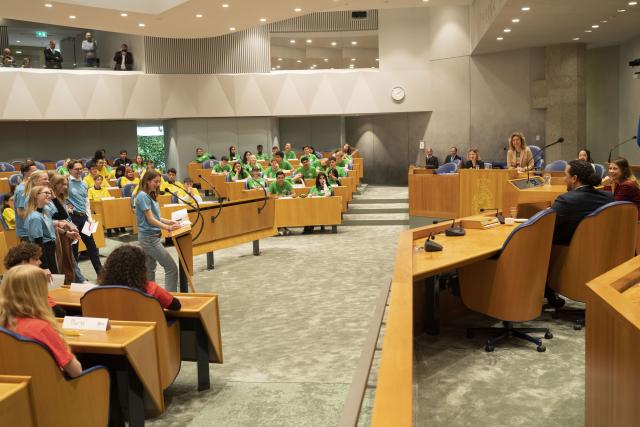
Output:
[309, 172, 333, 197]
[327, 168, 342, 186]
[230, 162, 249, 181]
[228, 146, 241, 162]
[244, 155, 263, 174]
[131, 154, 145, 174]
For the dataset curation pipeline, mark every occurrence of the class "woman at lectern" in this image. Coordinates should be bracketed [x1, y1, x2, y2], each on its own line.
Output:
[463, 149, 485, 169]
[134, 171, 180, 292]
[506, 132, 534, 172]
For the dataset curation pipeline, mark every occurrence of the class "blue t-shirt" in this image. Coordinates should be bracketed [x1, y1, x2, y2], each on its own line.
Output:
[67, 177, 88, 213]
[13, 183, 28, 237]
[135, 191, 161, 236]
[26, 210, 57, 243]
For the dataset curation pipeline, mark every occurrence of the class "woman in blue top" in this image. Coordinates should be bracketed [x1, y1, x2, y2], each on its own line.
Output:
[135, 170, 180, 291]
[25, 186, 58, 273]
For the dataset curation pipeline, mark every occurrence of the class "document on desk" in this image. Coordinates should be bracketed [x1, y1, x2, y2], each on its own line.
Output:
[171, 208, 192, 227]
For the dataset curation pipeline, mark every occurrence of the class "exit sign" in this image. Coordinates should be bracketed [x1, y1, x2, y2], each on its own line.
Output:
[35, 31, 48, 38]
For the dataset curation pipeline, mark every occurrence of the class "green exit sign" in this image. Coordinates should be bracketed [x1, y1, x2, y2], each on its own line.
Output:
[35, 31, 48, 38]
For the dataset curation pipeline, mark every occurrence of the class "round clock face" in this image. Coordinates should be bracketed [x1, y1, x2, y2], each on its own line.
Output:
[391, 86, 405, 101]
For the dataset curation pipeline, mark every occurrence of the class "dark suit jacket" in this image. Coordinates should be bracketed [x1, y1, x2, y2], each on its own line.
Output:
[550, 186, 614, 245]
[113, 51, 134, 70]
[425, 156, 439, 169]
[445, 155, 462, 164]
[114, 158, 132, 168]
[463, 160, 485, 169]
[44, 48, 63, 69]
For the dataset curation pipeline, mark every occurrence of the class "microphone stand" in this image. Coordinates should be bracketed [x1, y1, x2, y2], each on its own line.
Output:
[607, 136, 637, 163]
[527, 138, 565, 188]
[480, 208, 505, 224]
[164, 187, 205, 242]
[173, 182, 205, 241]
[249, 177, 269, 214]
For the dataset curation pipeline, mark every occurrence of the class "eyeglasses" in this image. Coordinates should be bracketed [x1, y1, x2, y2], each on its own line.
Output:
[38, 191, 52, 196]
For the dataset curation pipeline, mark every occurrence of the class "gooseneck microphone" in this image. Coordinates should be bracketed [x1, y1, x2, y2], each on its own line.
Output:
[172, 182, 205, 241]
[527, 136, 565, 187]
[198, 174, 225, 203]
[480, 208, 505, 224]
[445, 218, 466, 237]
[607, 136, 637, 163]
[424, 233, 443, 252]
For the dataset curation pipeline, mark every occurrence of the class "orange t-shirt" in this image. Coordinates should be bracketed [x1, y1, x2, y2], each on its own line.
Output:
[12, 317, 73, 368]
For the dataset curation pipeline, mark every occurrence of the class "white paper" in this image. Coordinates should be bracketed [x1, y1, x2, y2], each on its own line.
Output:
[70, 282, 97, 293]
[50, 274, 66, 289]
[62, 316, 109, 331]
[81, 220, 98, 236]
[171, 208, 188, 222]
[100, 196, 116, 200]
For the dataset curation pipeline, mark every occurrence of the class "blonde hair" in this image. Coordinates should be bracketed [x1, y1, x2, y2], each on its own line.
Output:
[49, 174, 68, 201]
[26, 186, 50, 218]
[508, 132, 527, 151]
[468, 148, 480, 159]
[0, 265, 67, 347]
[24, 170, 48, 196]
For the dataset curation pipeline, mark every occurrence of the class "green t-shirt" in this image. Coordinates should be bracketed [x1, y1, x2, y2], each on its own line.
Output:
[231, 169, 249, 180]
[328, 177, 341, 186]
[244, 162, 263, 174]
[279, 160, 293, 171]
[195, 153, 212, 162]
[296, 166, 318, 179]
[56, 166, 69, 175]
[336, 160, 350, 169]
[303, 154, 318, 163]
[263, 167, 281, 179]
[229, 154, 241, 162]
[213, 163, 232, 173]
[310, 185, 333, 197]
[268, 180, 293, 196]
[284, 151, 297, 160]
[255, 153, 270, 161]
[247, 177, 267, 189]
[330, 166, 347, 177]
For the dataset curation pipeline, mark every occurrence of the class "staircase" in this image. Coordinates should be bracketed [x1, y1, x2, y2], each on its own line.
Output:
[342, 185, 410, 226]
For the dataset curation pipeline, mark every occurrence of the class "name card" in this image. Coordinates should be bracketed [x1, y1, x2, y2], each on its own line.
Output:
[62, 316, 109, 331]
[70, 282, 97, 293]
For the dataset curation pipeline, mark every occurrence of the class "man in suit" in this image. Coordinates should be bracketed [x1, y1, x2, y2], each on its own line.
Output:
[113, 43, 134, 71]
[425, 148, 439, 169]
[444, 147, 462, 164]
[44, 41, 63, 69]
[546, 160, 614, 306]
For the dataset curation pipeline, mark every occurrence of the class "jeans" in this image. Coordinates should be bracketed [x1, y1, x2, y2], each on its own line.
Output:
[138, 233, 178, 292]
[70, 213, 102, 275]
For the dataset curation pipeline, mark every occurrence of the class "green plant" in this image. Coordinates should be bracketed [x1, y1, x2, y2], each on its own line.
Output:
[137, 135, 166, 171]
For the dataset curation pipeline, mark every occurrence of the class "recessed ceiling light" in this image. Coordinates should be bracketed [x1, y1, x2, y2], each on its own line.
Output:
[351, 41, 357, 45]
[585, 30, 592, 33]
[351, 58, 356, 61]
[277, 57, 282, 61]
[422, 0, 429, 2]
[306, 39, 312, 43]
[312, 64, 316, 67]
[296, 59, 302, 63]
[375, 58, 380, 61]
[260, 18, 267, 22]
[16, 40, 21, 43]
[15, 50, 22, 54]
[592, 25, 599, 28]
[629, 1, 638, 5]
[68, 15, 76, 19]
[196, 14, 203, 18]
[120, 12, 128, 17]
[521, 6, 530, 11]
[290, 39, 296, 44]
[323, 58, 328, 62]
[138, 23, 145, 27]
[276, 65, 280, 69]
[222, 4, 229, 8]
[512, 18, 520, 23]
[294, 8, 302, 12]
[497, 37, 504, 41]
[573, 37, 580, 41]
[44, 3, 52, 7]
[503, 28, 512, 33]
[617, 9, 627, 12]
[600, 20, 608, 23]
[229, 27, 236, 31]
[331, 41, 337, 46]
[272, 67, 276, 71]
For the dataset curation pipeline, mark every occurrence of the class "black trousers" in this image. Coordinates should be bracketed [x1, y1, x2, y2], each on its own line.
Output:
[70, 213, 102, 274]
[41, 241, 58, 274]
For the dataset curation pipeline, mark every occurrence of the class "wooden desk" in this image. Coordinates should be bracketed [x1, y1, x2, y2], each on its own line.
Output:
[197, 170, 228, 198]
[502, 178, 566, 218]
[49, 288, 223, 391]
[585, 255, 640, 426]
[353, 157, 364, 182]
[0, 177, 10, 194]
[0, 171, 16, 179]
[274, 196, 342, 231]
[91, 198, 134, 230]
[0, 377, 34, 427]
[60, 319, 163, 424]
[187, 162, 203, 186]
[106, 187, 122, 198]
[78, 212, 106, 252]
[0, 232, 9, 274]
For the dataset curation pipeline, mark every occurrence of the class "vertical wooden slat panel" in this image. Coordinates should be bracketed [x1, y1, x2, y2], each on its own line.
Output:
[0, 26, 10, 50]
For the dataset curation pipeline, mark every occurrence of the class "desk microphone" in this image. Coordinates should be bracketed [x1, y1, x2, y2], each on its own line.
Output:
[607, 136, 637, 163]
[445, 218, 466, 237]
[425, 233, 443, 252]
[527, 137, 564, 187]
[198, 174, 225, 203]
[480, 208, 505, 224]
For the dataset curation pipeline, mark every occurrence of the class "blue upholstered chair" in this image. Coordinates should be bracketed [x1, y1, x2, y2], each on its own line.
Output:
[0, 162, 15, 172]
[529, 145, 544, 170]
[33, 161, 46, 170]
[594, 163, 606, 178]
[122, 183, 136, 198]
[202, 159, 218, 169]
[9, 173, 22, 186]
[435, 162, 458, 175]
[544, 160, 567, 172]
[55, 160, 66, 169]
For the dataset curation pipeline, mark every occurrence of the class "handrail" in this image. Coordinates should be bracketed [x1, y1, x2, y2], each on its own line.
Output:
[338, 279, 392, 427]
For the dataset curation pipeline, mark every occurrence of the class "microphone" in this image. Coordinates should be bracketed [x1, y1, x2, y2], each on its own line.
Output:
[527, 136, 565, 187]
[172, 182, 205, 241]
[198, 174, 225, 203]
[249, 177, 269, 214]
[445, 218, 466, 237]
[480, 208, 505, 224]
[607, 136, 637, 163]
[424, 233, 443, 252]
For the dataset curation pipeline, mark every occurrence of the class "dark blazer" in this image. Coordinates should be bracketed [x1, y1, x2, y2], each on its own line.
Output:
[44, 48, 63, 69]
[113, 51, 134, 70]
[113, 157, 132, 168]
[425, 156, 439, 169]
[550, 186, 614, 245]
[445, 155, 462, 164]
[463, 160, 485, 169]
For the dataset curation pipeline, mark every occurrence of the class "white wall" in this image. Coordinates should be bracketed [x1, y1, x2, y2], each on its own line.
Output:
[618, 35, 640, 163]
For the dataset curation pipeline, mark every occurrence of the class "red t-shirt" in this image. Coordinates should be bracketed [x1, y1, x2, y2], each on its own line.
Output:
[145, 281, 175, 309]
[12, 317, 73, 369]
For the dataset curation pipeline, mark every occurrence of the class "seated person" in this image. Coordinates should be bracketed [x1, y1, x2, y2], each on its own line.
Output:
[311, 146, 323, 160]
[444, 147, 463, 164]
[243, 154, 263, 174]
[255, 144, 270, 161]
[302, 146, 318, 163]
[506, 132, 534, 172]
[291, 156, 318, 183]
[327, 157, 346, 177]
[113, 150, 132, 167]
[334, 151, 351, 170]
[112, 165, 125, 180]
[177, 178, 202, 204]
[603, 157, 640, 219]
[194, 147, 214, 163]
[96, 158, 112, 179]
[309, 172, 333, 197]
[0, 264, 82, 376]
[342, 143, 354, 161]
[98, 245, 181, 310]
[82, 162, 99, 188]
[212, 156, 232, 175]
[271, 145, 279, 159]
[229, 145, 241, 162]
[3, 242, 66, 317]
[577, 149, 593, 163]
[312, 157, 327, 171]
[425, 148, 439, 169]
[546, 160, 614, 306]
[464, 148, 485, 169]
[241, 151, 252, 166]
[247, 167, 267, 189]
[2, 194, 14, 229]
[264, 159, 283, 180]
[327, 168, 342, 186]
[88, 175, 111, 201]
[131, 154, 145, 174]
[230, 162, 249, 182]
[160, 168, 182, 194]
[274, 151, 293, 171]
[283, 143, 297, 160]
[56, 158, 71, 175]
[268, 171, 293, 196]
[120, 167, 140, 187]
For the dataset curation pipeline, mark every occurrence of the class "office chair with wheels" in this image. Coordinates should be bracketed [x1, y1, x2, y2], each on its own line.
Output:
[459, 209, 557, 352]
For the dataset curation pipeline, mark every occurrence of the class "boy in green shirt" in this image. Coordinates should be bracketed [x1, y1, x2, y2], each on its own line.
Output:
[255, 144, 270, 161]
[263, 159, 281, 179]
[247, 167, 267, 189]
[328, 157, 347, 177]
[302, 146, 318, 163]
[283, 143, 297, 160]
[274, 151, 293, 171]
[292, 156, 317, 183]
[268, 171, 293, 196]
[334, 152, 351, 170]
[212, 156, 232, 174]
[195, 147, 213, 163]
